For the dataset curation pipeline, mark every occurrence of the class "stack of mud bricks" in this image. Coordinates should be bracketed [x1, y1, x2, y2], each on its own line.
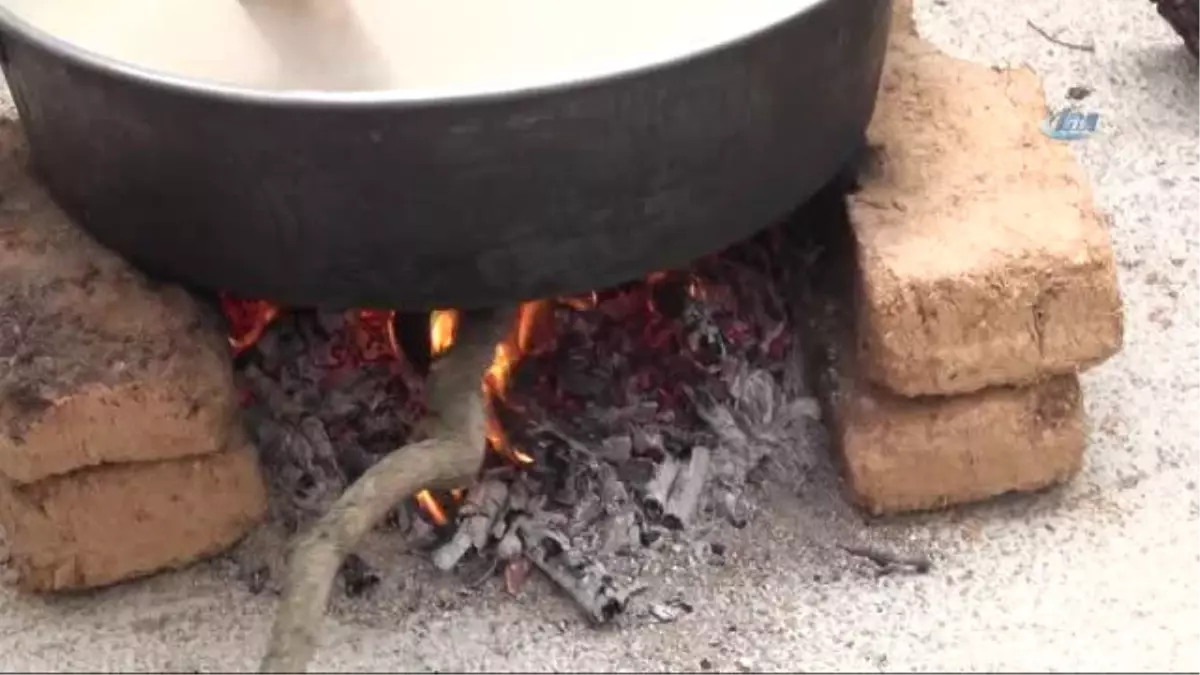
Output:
[0, 116, 267, 592]
[822, 0, 1125, 516]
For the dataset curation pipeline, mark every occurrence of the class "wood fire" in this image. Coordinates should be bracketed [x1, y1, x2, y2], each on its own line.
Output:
[221, 296, 549, 526]
[219, 243, 802, 674]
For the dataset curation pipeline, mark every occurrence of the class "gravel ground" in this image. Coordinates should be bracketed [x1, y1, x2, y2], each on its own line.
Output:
[1, 0, 1198, 671]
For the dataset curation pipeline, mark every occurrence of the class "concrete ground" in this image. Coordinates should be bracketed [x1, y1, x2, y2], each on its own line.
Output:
[1, 0, 1197, 671]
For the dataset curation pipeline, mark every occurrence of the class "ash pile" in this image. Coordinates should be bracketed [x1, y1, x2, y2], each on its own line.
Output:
[226, 228, 824, 624]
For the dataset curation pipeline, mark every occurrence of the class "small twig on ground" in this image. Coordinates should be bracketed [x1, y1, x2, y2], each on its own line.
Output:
[840, 544, 932, 576]
[1027, 19, 1096, 52]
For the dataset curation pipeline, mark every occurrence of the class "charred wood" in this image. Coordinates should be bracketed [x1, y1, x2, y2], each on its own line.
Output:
[432, 478, 509, 571]
[663, 446, 711, 531]
[642, 456, 680, 520]
[523, 545, 643, 625]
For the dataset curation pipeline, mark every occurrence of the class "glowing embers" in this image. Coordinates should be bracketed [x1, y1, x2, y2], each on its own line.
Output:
[219, 297, 552, 525]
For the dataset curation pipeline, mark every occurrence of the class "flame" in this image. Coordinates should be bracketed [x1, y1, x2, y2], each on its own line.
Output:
[414, 490, 448, 526]
[406, 302, 549, 519]
[221, 295, 558, 526]
[485, 302, 551, 466]
[430, 309, 459, 356]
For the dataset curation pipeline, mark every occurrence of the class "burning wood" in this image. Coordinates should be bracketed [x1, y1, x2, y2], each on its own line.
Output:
[431, 477, 509, 571]
[260, 306, 517, 673]
[221, 224, 826, 672]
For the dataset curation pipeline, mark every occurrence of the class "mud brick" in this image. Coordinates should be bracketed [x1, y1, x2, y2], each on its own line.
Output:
[0, 118, 240, 484]
[797, 155, 1086, 518]
[0, 117, 266, 590]
[848, 0, 1124, 397]
[0, 439, 266, 592]
[805, 245, 1087, 516]
[828, 369, 1085, 517]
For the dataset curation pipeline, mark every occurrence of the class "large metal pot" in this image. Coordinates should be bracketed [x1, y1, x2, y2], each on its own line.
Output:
[0, 0, 891, 311]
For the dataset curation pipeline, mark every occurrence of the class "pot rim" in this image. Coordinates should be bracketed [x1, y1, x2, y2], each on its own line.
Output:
[0, 0, 823, 109]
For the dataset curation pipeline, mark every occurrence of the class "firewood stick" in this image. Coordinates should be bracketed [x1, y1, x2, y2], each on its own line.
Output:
[432, 478, 509, 571]
[663, 446, 711, 531]
[523, 549, 631, 625]
[642, 455, 680, 519]
[514, 512, 639, 624]
[258, 305, 517, 674]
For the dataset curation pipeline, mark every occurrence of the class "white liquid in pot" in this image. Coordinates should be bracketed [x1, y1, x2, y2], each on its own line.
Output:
[0, 0, 810, 95]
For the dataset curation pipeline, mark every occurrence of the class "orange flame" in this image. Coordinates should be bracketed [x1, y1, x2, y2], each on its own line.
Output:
[430, 309, 459, 356]
[414, 490, 448, 526]
[407, 303, 550, 520]
[220, 295, 558, 526]
[481, 302, 551, 466]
